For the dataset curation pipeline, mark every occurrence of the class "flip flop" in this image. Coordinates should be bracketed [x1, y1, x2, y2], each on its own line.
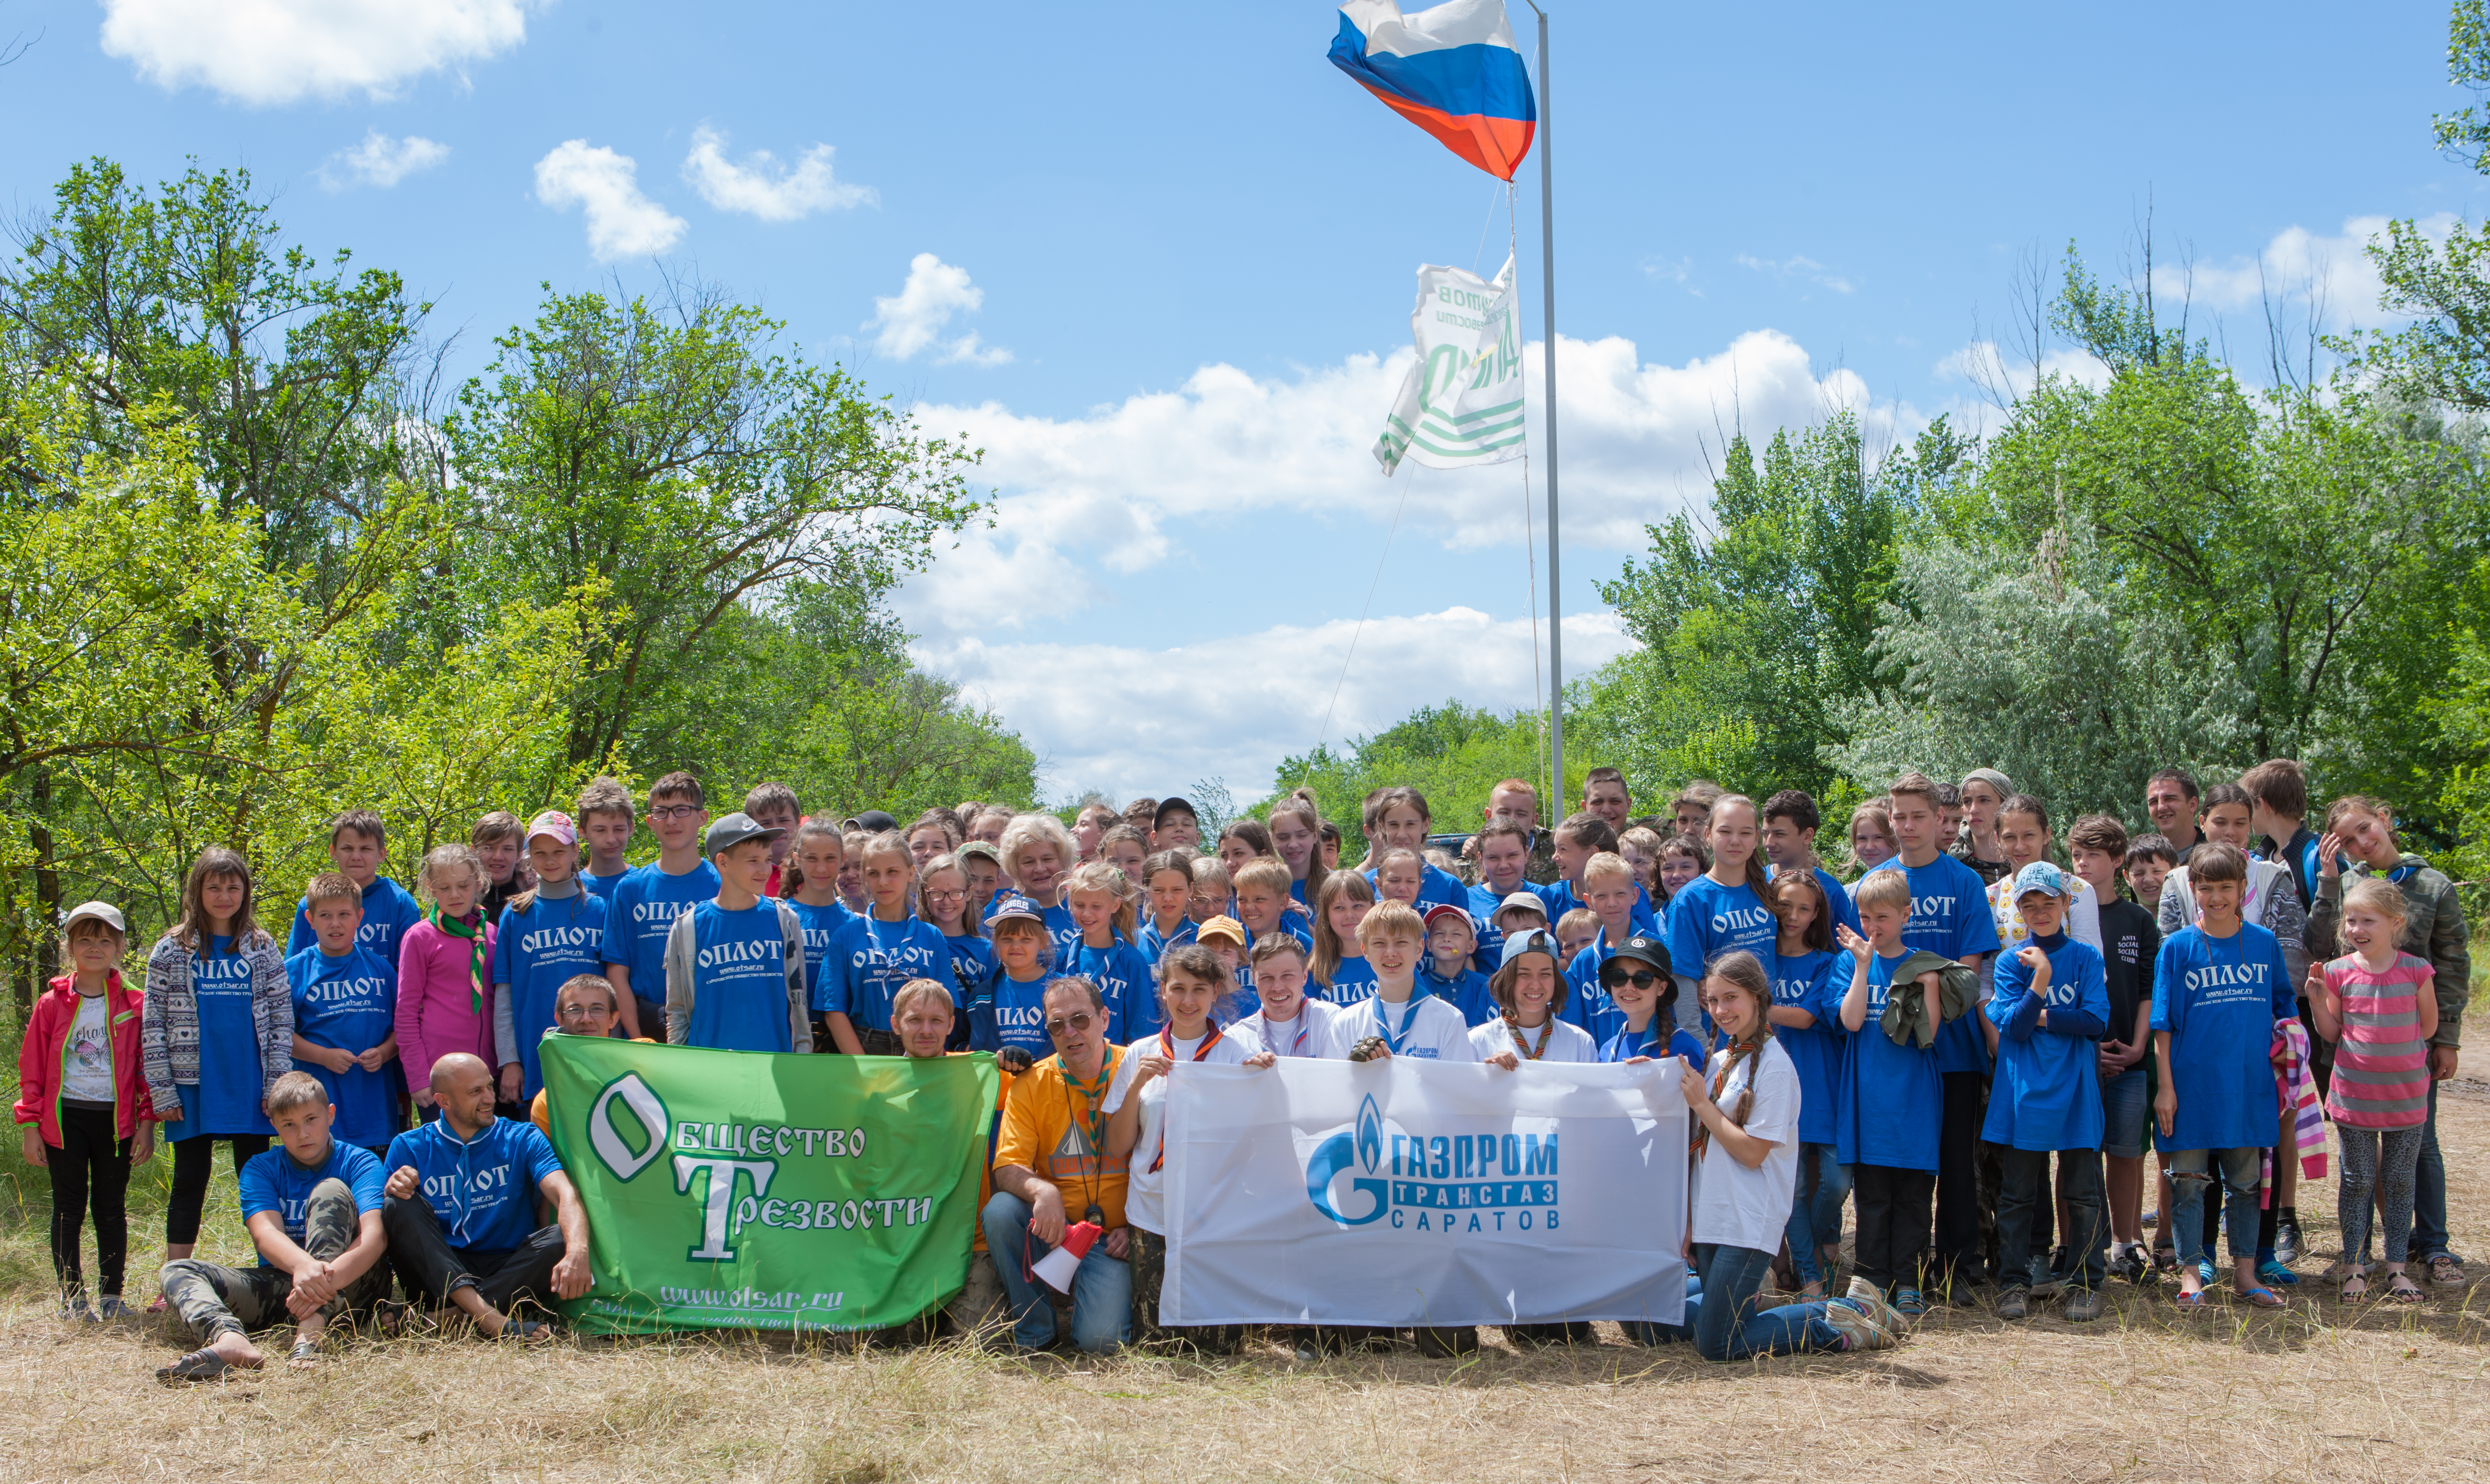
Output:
[2239, 1286, 2285, 1309]
[286, 1339, 322, 1371]
[156, 1349, 242, 1384]
[490, 1317, 552, 1343]
[2172, 1289, 2210, 1311]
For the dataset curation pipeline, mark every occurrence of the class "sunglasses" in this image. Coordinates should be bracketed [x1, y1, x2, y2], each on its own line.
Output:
[1043, 1012, 1097, 1037]
[1601, 969, 1661, 989]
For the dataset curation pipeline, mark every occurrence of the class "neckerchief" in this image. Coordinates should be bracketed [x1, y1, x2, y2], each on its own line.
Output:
[1060, 1047, 1121, 1154]
[432, 907, 487, 1016]
[1373, 986, 1433, 1054]
[1264, 1006, 1314, 1058]
[1503, 1014, 1554, 1060]
[1690, 1036, 1765, 1159]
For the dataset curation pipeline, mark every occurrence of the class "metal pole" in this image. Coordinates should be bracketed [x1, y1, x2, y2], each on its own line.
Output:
[1529, 2, 1562, 813]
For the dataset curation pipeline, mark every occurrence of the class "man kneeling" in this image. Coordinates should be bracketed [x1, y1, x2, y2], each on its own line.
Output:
[382, 1052, 591, 1339]
[156, 1072, 390, 1381]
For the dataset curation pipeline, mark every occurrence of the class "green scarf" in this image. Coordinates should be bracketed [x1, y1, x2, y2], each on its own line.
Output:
[433, 907, 487, 1016]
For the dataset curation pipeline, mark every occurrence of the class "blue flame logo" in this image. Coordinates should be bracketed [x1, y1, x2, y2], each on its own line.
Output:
[1356, 1095, 1383, 1175]
[1306, 1098, 1391, 1227]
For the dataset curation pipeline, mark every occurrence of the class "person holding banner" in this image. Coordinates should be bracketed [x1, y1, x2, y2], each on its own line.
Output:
[1319, 900, 1477, 1063]
[528, 974, 655, 1140]
[1232, 934, 1340, 1058]
[1472, 929, 1598, 1065]
[983, 977, 1132, 1353]
[1104, 944, 1251, 1353]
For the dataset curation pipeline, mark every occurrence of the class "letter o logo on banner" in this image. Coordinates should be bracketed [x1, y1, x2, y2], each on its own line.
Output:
[590, 1073, 671, 1181]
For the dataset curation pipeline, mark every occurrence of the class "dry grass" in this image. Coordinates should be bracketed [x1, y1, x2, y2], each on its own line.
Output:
[1, 1098, 2487, 1484]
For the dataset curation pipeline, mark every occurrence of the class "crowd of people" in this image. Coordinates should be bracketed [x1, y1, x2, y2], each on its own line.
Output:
[11, 757, 2471, 1378]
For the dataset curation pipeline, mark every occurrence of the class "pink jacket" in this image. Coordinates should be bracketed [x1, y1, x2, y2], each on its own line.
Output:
[394, 917, 498, 1095]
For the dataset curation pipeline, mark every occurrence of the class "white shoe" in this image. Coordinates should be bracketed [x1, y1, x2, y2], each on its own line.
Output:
[1846, 1276, 1907, 1336]
[1822, 1298, 1895, 1352]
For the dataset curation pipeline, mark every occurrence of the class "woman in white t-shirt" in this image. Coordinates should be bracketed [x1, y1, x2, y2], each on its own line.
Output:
[1642, 950, 1904, 1360]
[1103, 943, 1252, 1354]
[1470, 930, 1600, 1066]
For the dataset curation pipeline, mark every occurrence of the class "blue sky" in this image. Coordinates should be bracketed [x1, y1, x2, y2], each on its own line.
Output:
[2, 0, 2476, 804]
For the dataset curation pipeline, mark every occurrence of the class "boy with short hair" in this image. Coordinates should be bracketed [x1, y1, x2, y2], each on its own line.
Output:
[1418, 903, 1495, 1027]
[1235, 934, 1339, 1057]
[1464, 819, 1536, 970]
[1582, 766, 1632, 827]
[1760, 790, 1860, 936]
[1825, 868, 1945, 1316]
[1320, 900, 1477, 1062]
[576, 776, 639, 903]
[1233, 860, 1313, 1000]
[1536, 812, 1661, 934]
[286, 873, 400, 1157]
[286, 810, 425, 969]
[2068, 814, 2159, 1279]
[663, 813, 809, 1053]
[1555, 907, 1600, 966]
[1493, 891, 1549, 940]
[600, 772, 718, 1040]
[1152, 796, 1202, 853]
[1560, 852, 1642, 1044]
[743, 781, 802, 898]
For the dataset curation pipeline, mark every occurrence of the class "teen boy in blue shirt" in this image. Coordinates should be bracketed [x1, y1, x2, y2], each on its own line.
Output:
[664, 813, 809, 1053]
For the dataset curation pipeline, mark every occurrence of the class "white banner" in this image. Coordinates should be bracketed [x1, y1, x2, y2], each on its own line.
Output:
[1162, 1058, 1688, 1328]
[1373, 257, 1527, 474]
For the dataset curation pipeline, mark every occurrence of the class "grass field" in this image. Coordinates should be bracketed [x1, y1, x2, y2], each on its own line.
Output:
[1, 1086, 2487, 1483]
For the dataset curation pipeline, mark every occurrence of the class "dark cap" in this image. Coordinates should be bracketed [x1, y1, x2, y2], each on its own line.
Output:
[845, 809, 901, 834]
[705, 811, 786, 857]
[1152, 796, 1197, 828]
[1600, 934, 1672, 980]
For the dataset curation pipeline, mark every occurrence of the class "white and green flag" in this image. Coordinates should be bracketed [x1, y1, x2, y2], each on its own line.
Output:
[1373, 257, 1527, 474]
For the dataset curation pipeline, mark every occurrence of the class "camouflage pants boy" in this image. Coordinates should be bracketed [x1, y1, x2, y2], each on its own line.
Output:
[158, 1178, 388, 1341]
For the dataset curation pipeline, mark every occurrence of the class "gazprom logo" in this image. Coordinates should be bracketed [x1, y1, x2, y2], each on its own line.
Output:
[1305, 1093, 1561, 1234]
[1305, 1094, 1389, 1226]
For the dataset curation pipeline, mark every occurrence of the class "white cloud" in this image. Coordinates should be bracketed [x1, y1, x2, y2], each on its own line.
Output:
[99, 0, 535, 106]
[682, 127, 876, 221]
[1934, 340, 2111, 404]
[1736, 252, 1855, 295]
[867, 253, 1012, 366]
[533, 141, 687, 261]
[913, 609, 1636, 802]
[2153, 215, 2456, 332]
[317, 130, 449, 190]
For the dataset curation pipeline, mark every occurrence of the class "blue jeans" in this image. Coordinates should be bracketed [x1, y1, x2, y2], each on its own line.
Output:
[1784, 1143, 1853, 1285]
[2099, 1067, 2150, 1160]
[2413, 1081, 2455, 1263]
[2167, 1147, 2259, 1268]
[979, 1193, 1132, 1353]
[1622, 1243, 1845, 1361]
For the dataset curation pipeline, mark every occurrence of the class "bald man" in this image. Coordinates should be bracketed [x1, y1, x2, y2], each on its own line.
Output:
[381, 1053, 591, 1339]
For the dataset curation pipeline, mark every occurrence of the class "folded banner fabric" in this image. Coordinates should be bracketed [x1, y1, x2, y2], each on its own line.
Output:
[540, 1037, 997, 1334]
[1162, 1058, 1688, 1328]
[1374, 258, 1527, 474]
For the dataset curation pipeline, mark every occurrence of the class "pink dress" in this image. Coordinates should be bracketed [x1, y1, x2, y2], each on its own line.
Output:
[2321, 952, 2432, 1130]
[394, 916, 498, 1094]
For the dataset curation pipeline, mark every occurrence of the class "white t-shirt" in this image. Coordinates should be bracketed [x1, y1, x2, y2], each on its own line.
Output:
[1231, 998, 1340, 1059]
[1688, 1038, 1801, 1253]
[1318, 993, 1479, 1062]
[1104, 1027, 1254, 1235]
[62, 992, 115, 1103]
[1467, 1016, 1600, 1064]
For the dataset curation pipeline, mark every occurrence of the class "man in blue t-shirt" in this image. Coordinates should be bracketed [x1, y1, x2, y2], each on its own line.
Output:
[382, 1052, 591, 1339]
[156, 1072, 391, 1381]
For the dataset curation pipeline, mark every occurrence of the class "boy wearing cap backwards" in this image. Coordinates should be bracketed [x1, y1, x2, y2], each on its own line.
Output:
[663, 814, 810, 1053]
[490, 812, 608, 1103]
[1320, 900, 1477, 1063]
[1419, 904, 1496, 1026]
[286, 874, 400, 1156]
[286, 809, 426, 970]
[601, 772, 718, 1040]
[1983, 862, 2111, 1321]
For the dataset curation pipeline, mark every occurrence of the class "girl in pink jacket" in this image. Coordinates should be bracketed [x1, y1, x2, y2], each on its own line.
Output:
[395, 844, 498, 1114]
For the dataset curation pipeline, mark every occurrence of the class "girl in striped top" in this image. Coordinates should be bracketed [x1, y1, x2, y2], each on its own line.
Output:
[2310, 878, 2438, 1303]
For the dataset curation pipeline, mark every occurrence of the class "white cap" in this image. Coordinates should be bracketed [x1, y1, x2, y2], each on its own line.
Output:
[63, 901, 126, 935]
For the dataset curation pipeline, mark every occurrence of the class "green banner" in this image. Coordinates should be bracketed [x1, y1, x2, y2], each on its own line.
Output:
[539, 1037, 998, 1334]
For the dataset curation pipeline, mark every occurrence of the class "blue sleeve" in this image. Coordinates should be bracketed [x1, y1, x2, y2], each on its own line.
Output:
[237, 1153, 278, 1222]
[1814, 953, 1859, 1024]
[823, 922, 859, 1015]
[2055, 946, 2109, 1039]
[346, 1147, 387, 1213]
[1955, 875, 2003, 958]
[599, 885, 630, 972]
[1124, 949, 1162, 1040]
[967, 966, 1000, 1052]
[1667, 1028, 1706, 1064]
[521, 1122, 564, 1182]
[286, 899, 314, 957]
[1662, 889, 1702, 979]
[1987, 949, 2042, 1041]
[2149, 937, 2181, 1033]
[491, 908, 518, 988]
[1820, 870, 1861, 936]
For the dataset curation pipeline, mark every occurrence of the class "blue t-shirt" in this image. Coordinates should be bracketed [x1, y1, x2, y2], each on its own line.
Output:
[2150, 922, 2295, 1151]
[1137, 915, 1197, 964]
[287, 877, 426, 970]
[1765, 863, 1861, 939]
[285, 943, 398, 1149]
[941, 932, 997, 1009]
[1314, 952, 1379, 1009]
[1663, 875, 1779, 987]
[1535, 878, 1662, 937]
[1420, 967, 1497, 1027]
[601, 862, 722, 1005]
[984, 969, 1055, 1058]
[177, 936, 274, 1139]
[1464, 881, 1516, 973]
[1827, 949, 1943, 1171]
[1364, 862, 1468, 912]
[1772, 948, 1843, 1146]
[384, 1116, 564, 1253]
[238, 1140, 386, 1266]
[1983, 932, 2110, 1151]
[584, 865, 635, 905]
[786, 899, 857, 1010]
[1560, 931, 1637, 1045]
[1598, 1019, 1707, 1065]
[492, 890, 607, 1099]
[985, 896, 1084, 972]
[1063, 934, 1155, 1041]
[826, 912, 955, 1033]
[1889, 854, 2003, 1073]
[677, 899, 795, 1053]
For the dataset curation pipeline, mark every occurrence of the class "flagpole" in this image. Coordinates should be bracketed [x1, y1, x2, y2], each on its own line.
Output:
[1525, 0, 1562, 817]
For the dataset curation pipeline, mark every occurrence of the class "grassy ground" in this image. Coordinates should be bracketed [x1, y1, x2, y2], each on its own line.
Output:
[1, 1087, 2487, 1482]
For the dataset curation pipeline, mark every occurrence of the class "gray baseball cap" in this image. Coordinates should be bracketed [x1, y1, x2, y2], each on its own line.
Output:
[704, 811, 786, 857]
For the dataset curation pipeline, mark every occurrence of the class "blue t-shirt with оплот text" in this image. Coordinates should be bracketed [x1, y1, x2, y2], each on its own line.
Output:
[1984, 932, 2110, 1152]
[286, 943, 398, 1149]
[2150, 921, 2295, 1151]
[287, 876, 426, 971]
[1664, 874, 1779, 985]
[826, 912, 955, 1033]
[1772, 948, 1843, 1147]
[492, 890, 606, 1099]
[385, 1116, 564, 1253]
[1420, 967, 1496, 1027]
[1765, 863, 1861, 940]
[1827, 949, 1943, 1172]
[1534, 878, 1662, 938]
[601, 861, 721, 1006]
[1314, 953, 1378, 1008]
[1065, 934, 1155, 1042]
[681, 899, 795, 1052]
[1888, 853, 2003, 1074]
[584, 865, 634, 906]
[985, 969, 1054, 1059]
[942, 932, 996, 1010]
[173, 936, 274, 1140]
[785, 899, 856, 1011]
[238, 1140, 386, 1266]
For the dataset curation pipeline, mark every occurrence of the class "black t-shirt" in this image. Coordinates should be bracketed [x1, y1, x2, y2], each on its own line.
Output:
[2096, 898, 2160, 1048]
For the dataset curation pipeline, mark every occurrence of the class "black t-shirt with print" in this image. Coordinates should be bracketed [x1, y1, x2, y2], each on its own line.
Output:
[2095, 897, 2160, 1048]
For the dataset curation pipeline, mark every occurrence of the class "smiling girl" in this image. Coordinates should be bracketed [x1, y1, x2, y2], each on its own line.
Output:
[1309, 870, 1379, 1006]
[1662, 794, 1777, 1020]
[1063, 861, 1155, 1041]
[1471, 931, 1598, 1065]
[917, 854, 995, 1039]
[1135, 849, 1199, 964]
[1268, 798, 1330, 910]
[824, 832, 956, 1055]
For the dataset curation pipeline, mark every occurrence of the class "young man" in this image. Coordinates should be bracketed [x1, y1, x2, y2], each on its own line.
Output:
[663, 812, 809, 1053]
[1463, 819, 1536, 971]
[1560, 852, 1645, 1044]
[529, 973, 655, 1139]
[984, 979, 1134, 1354]
[285, 873, 400, 1157]
[1582, 767, 1633, 830]
[1478, 776, 1558, 885]
[285, 809, 425, 969]
[1320, 899, 1478, 1061]
[599, 772, 719, 1040]
[743, 781, 802, 898]
[2151, 844, 2296, 1308]
[1982, 863, 2110, 1322]
[155, 1073, 390, 1380]
[492, 812, 609, 1102]
[2068, 815, 2159, 1280]
[577, 776, 639, 904]
[1234, 934, 1339, 1056]
[1232, 860, 1314, 1001]
[2144, 768, 2203, 863]
[1883, 773, 2001, 1298]
[1760, 789, 1860, 937]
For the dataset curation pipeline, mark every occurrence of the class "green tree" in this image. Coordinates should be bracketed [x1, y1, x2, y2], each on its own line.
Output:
[1266, 702, 1555, 860]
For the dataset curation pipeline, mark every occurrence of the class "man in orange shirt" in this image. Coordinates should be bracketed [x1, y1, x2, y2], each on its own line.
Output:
[983, 977, 1130, 1352]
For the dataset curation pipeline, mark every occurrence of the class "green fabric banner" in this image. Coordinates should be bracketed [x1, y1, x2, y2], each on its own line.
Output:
[539, 1037, 998, 1334]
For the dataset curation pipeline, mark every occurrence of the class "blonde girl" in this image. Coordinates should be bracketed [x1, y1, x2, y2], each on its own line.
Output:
[2312, 878, 2435, 1302]
[1063, 860, 1154, 1039]
[920, 853, 995, 1036]
[394, 843, 497, 1113]
[825, 832, 956, 1055]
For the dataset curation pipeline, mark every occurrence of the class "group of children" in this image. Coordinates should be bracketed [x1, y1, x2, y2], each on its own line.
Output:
[12, 755, 2468, 1360]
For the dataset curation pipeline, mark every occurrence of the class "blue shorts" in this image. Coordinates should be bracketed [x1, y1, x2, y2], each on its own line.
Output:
[2100, 1065, 2150, 1160]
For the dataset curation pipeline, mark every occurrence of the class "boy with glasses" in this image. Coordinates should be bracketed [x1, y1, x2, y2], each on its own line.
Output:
[597, 773, 716, 1040]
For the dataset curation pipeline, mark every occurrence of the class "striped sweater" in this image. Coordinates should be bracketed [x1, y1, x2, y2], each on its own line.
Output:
[2321, 952, 2433, 1129]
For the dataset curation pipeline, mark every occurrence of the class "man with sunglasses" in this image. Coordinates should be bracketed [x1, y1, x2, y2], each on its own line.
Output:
[982, 978, 1132, 1353]
[598, 772, 717, 1040]
[528, 974, 656, 1141]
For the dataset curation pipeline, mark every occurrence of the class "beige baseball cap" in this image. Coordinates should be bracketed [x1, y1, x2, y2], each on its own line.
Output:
[63, 901, 127, 935]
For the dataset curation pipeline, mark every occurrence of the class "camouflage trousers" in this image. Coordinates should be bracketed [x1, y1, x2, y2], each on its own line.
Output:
[158, 1178, 388, 1341]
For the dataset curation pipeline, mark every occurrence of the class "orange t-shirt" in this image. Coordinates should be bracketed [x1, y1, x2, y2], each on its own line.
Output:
[995, 1049, 1128, 1230]
[530, 1036, 658, 1139]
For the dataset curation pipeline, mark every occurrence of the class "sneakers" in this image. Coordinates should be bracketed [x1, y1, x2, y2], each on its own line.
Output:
[1892, 1286, 1927, 1319]
[2256, 1259, 2301, 1288]
[2029, 1255, 2067, 1298]
[2062, 1287, 2104, 1323]
[59, 1298, 94, 1324]
[2109, 1244, 2150, 1284]
[1995, 1287, 2029, 1321]
[2273, 1216, 2303, 1266]
[1823, 1299, 1895, 1352]
[94, 1295, 133, 1321]
[1845, 1277, 1909, 1336]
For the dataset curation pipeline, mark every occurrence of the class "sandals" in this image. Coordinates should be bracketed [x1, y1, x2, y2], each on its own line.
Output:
[2172, 1288, 2210, 1311]
[2255, 1259, 2301, 1287]
[156, 1348, 249, 1384]
[2239, 1285, 2285, 1310]
[2426, 1256, 2466, 1288]
[490, 1316, 553, 1343]
[2340, 1273, 2370, 1303]
[2385, 1273, 2425, 1304]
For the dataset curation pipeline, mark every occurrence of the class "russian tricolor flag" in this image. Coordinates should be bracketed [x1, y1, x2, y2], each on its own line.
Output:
[1329, 0, 1537, 182]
